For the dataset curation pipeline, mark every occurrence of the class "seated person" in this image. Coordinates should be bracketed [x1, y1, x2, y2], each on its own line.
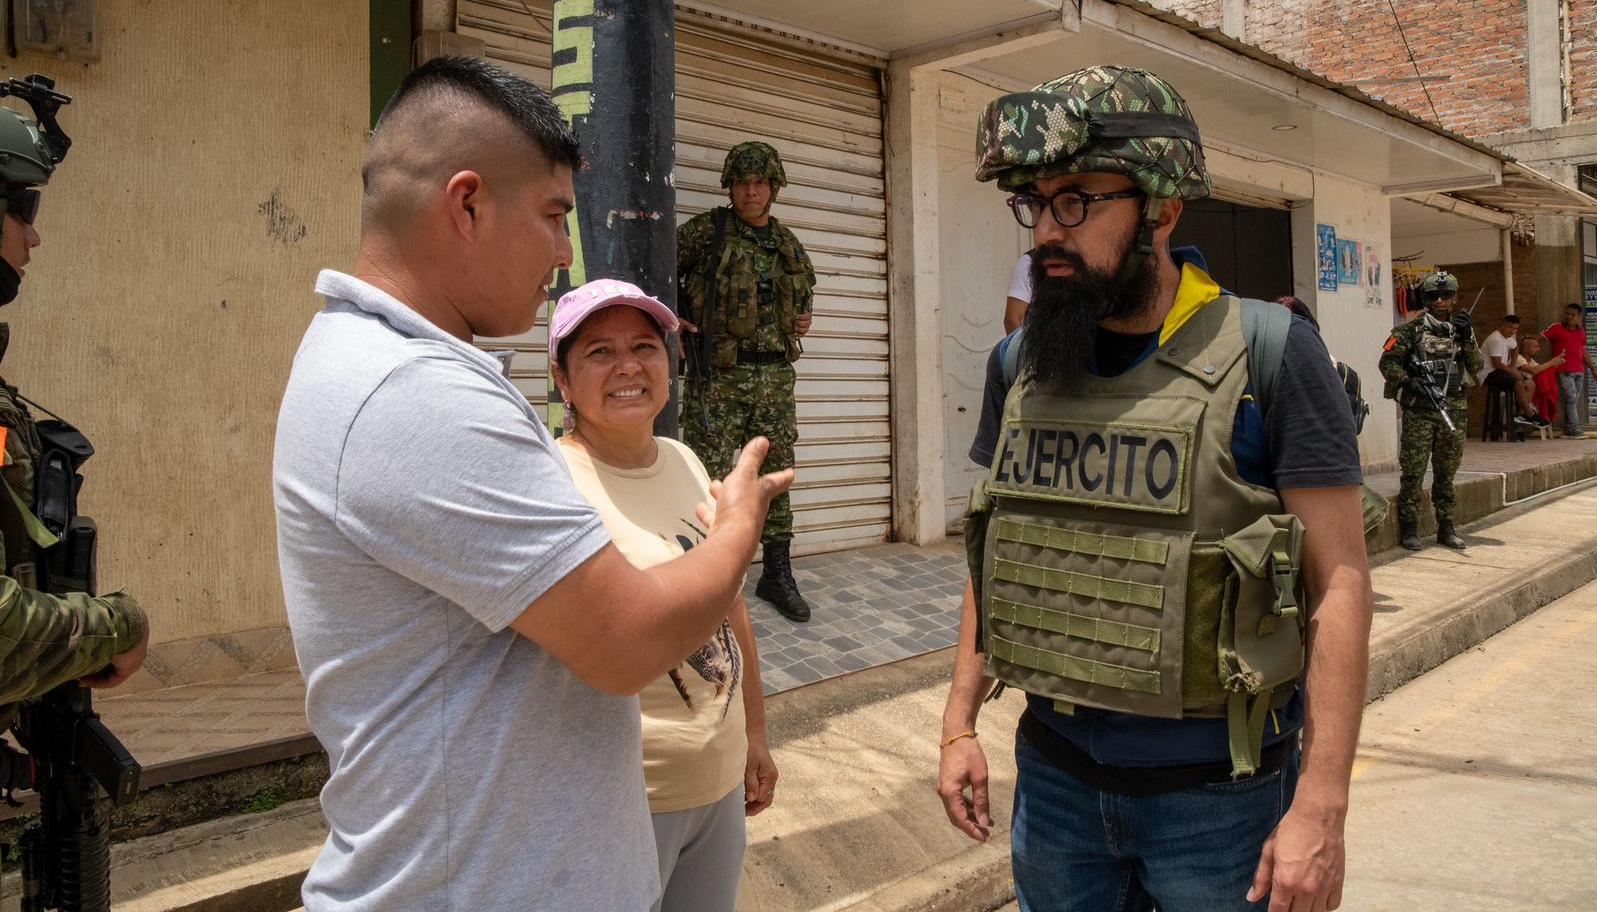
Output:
[1479, 315, 1546, 427]
[1518, 334, 1565, 426]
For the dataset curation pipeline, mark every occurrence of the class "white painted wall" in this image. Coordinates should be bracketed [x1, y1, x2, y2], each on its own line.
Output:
[1292, 172, 1401, 470]
[934, 72, 1030, 529]
[1391, 226, 1503, 266]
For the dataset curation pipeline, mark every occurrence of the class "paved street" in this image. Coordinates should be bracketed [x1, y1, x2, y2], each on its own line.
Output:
[997, 578, 1597, 912]
[1342, 578, 1597, 911]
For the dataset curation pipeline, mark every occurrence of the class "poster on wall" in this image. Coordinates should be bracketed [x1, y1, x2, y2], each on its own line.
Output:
[1317, 224, 1338, 292]
[1336, 239, 1362, 286]
[1586, 287, 1597, 422]
[1363, 244, 1385, 310]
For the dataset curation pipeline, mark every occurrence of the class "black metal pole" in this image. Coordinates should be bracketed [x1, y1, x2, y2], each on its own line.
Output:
[549, 0, 679, 438]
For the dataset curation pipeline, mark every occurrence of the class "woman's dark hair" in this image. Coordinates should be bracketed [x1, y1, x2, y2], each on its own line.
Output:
[1274, 295, 1318, 330]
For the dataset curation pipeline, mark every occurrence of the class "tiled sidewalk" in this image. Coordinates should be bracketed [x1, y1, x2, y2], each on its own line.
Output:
[745, 540, 966, 693]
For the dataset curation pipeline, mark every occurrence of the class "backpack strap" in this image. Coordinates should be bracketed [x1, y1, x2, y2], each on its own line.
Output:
[1001, 327, 1025, 388]
[1240, 298, 1293, 422]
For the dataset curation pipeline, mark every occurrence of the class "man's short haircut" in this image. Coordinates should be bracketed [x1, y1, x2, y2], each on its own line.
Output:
[375, 56, 580, 171]
[1502, 314, 1521, 325]
[361, 57, 582, 235]
[1568, 303, 1583, 312]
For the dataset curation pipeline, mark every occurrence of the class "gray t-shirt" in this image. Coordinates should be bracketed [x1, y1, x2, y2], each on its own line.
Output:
[274, 271, 658, 911]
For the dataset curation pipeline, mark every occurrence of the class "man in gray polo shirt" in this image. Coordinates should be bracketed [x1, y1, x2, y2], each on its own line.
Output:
[273, 58, 790, 912]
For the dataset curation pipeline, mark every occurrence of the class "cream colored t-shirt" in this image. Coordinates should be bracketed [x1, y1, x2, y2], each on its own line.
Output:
[559, 435, 748, 814]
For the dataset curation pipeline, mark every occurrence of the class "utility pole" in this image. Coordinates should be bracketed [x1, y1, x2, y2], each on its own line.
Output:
[549, 0, 680, 437]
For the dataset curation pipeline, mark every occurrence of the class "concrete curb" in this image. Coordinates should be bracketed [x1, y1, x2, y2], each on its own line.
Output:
[836, 841, 1012, 912]
[1365, 532, 1597, 701]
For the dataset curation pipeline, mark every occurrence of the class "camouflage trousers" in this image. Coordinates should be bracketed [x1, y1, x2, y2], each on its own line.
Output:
[1397, 404, 1466, 525]
[682, 362, 798, 542]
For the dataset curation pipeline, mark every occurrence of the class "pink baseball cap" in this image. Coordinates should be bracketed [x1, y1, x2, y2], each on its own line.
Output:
[549, 279, 680, 356]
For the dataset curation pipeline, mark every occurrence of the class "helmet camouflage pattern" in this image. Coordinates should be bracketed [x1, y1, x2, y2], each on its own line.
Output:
[1416, 271, 1459, 299]
[974, 65, 1210, 200]
[720, 141, 787, 188]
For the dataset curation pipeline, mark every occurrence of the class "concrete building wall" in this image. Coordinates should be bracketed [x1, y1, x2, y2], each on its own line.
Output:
[1394, 225, 1504, 265]
[1291, 171, 1400, 469]
[0, 2, 367, 649]
[933, 73, 1029, 528]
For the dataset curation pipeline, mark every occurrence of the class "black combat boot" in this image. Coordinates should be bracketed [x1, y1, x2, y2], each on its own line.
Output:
[756, 539, 811, 623]
[1399, 520, 1423, 551]
[1436, 518, 1466, 550]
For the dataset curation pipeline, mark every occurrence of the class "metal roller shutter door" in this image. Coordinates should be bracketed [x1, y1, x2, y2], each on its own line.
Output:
[458, 1, 893, 555]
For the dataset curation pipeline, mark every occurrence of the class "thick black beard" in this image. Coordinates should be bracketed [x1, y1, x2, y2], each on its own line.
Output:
[1018, 240, 1160, 390]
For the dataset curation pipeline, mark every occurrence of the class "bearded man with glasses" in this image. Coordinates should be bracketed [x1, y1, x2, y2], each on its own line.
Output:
[938, 65, 1373, 912]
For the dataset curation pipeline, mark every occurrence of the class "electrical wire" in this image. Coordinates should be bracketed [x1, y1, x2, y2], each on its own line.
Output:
[1384, 0, 1444, 125]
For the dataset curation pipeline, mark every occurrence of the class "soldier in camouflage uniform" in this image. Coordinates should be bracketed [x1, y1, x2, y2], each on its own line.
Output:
[1379, 270, 1481, 551]
[678, 141, 816, 622]
[0, 81, 146, 717]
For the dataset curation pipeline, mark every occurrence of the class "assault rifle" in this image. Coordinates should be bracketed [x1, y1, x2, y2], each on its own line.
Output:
[5, 415, 141, 912]
[680, 207, 730, 433]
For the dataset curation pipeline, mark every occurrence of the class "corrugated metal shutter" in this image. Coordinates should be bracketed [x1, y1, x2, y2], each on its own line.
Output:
[457, 1, 892, 556]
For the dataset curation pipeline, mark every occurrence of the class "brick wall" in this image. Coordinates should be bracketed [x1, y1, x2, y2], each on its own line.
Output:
[1572, 0, 1597, 120]
[1166, 1, 1534, 136]
[1166, 0, 1223, 29]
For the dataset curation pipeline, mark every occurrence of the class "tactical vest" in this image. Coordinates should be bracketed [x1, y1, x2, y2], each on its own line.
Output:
[1413, 316, 1464, 398]
[0, 382, 39, 580]
[965, 296, 1306, 777]
[682, 209, 812, 367]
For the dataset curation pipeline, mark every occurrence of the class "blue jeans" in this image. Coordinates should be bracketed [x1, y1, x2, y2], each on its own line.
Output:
[1556, 372, 1586, 437]
[1011, 730, 1299, 912]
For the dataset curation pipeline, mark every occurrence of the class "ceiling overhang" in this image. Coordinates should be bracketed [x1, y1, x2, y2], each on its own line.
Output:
[1445, 163, 1597, 218]
[684, 0, 1505, 197]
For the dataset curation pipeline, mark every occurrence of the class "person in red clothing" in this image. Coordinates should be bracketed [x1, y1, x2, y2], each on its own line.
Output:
[1519, 335, 1564, 425]
[1544, 303, 1597, 438]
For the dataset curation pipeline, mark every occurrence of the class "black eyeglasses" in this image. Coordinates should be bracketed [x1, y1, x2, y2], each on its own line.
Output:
[1006, 187, 1142, 229]
[4, 188, 40, 225]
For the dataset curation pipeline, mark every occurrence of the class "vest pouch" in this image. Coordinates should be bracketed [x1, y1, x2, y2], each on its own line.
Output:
[772, 267, 806, 336]
[717, 245, 760, 342]
[710, 337, 739, 370]
[1217, 513, 1306, 697]
[979, 507, 1193, 721]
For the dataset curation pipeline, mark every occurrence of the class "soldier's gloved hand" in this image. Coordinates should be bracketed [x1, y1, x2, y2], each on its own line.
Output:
[1450, 311, 1473, 341]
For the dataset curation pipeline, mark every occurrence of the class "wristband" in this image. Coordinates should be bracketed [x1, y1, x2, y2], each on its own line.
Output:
[941, 730, 977, 748]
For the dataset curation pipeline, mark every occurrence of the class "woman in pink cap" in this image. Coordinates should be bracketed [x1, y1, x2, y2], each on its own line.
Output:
[549, 278, 778, 912]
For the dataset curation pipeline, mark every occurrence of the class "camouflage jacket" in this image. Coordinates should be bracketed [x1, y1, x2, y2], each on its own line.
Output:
[1378, 313, 1484, 407]
[677, 207, 815, 364]
[0, 360, 144, 712]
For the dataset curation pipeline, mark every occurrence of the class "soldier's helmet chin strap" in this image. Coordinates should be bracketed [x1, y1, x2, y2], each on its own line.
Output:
[1105, 194, 1167, 310]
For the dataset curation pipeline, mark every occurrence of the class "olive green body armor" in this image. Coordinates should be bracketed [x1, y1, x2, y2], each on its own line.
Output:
[966, 296, 1306, 776]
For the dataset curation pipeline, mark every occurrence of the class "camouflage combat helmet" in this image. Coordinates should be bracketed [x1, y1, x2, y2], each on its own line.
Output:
[974, 65, 1210, 200]
[720, 141, 787, 188]
[0, 74, 70, 189]
[1415, 270, 1459, 300]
